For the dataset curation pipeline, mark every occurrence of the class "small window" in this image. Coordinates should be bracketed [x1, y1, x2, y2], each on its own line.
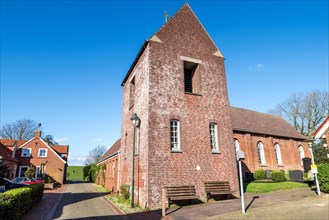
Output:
[19, 166, 29, 177]
[21, 148, 31, 157]
[210, 123, 219, 153]
[38, 148, 47, 157]
[170, 120, 181, 151]
[234, 139, 240, 153]
[184, 61, 200, 94]
[129, 77, 135, 108]
[274, 143, 283, 165]
[298, 145, 305, 165]
[257, 142, 266, 165]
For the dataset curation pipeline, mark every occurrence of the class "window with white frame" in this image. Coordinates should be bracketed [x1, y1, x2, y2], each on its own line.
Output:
[298, 145, 305, 165]
[35, 166, 43, 178]
[234, 139, 240, 153]
[274, 143, 283, 165]
[19, 166, 29, 177]
[170, 120, 180, 151]
[257, 141, 266, 165]
[210, 123, 219, 153]
[38, 148, 47, 157]
[21, 148, 31, 157]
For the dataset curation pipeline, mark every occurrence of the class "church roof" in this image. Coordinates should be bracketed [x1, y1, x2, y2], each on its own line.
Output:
[231, 106, 307, 140]
[98, 139, 121, 164]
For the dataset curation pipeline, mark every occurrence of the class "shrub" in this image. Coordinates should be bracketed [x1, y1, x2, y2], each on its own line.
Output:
[120, 184, 130, 200]
[317, 163, 329, 193]
[254, 170, 266, 180]
[24, 165, 35, 178]
[0, 184, 44, 220]
[83, 165, 92, 180]
[270, 170, 286, 182]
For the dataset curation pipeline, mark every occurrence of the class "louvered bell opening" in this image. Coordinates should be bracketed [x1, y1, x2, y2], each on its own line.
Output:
[184, 61, 198, 93]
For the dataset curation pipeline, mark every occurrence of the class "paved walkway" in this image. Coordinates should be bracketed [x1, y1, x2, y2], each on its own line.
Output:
[23, 184, 67, 220]
[52, 182, 121, 219]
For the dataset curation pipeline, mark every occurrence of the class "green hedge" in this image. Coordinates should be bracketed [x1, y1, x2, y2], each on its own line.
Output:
[270, 170, 286, 182]
[317, 163, 329, 193]
[254, 169, 266, 180]
[0, 184, 44, 220]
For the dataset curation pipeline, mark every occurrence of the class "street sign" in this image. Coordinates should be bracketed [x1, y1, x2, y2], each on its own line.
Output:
[311, 165, 318, 174]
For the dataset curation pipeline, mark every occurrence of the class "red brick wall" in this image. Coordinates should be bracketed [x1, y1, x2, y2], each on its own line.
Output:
[233, 132, 310, 175]
[120, 5, 238, 209]
[17, 138, 67, 183]
[96, 156, 119, 193]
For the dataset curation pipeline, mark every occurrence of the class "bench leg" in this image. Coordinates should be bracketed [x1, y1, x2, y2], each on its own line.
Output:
[207, 193, 210, 202]
[162, 188, 166, 217]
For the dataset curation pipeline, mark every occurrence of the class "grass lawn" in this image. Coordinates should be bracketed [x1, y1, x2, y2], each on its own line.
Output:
[245, 181, 309, 193]
[67, 166, 85, 181]
[92, 184, 148, 214]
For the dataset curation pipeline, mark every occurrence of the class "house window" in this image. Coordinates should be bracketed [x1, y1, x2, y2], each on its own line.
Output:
[184, 61, 200, 94]
[234, 139, 240, 153]
[298, 145, 305, 165]
[19, 166, 29, 177]
[38, 148, 47, 157]
[21, 148, 31, 157]
[274, 143, 283, 165]
[35, 166, 43, 178]
[170, 120, 181, 151]
[257, 142, 266, 165]
[210, 123, 219, 153]
[129, 77, 135, 108]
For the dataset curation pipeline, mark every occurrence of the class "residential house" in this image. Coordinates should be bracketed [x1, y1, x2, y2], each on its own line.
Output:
[314, 116, 329, 151]
[96, 139, 121, 192]
[0, 130, 69, 184]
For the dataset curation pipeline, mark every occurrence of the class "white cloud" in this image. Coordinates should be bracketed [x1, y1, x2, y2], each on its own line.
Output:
[68, 153, 86, 166]
[248, 63, 264, 71]
[92, 138, 102, 142]
[256, 63, 263, 69]
[55, 137, 69, 143]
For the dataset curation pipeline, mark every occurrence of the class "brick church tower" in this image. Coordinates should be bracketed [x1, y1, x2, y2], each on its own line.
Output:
[120, 4, 238, 209]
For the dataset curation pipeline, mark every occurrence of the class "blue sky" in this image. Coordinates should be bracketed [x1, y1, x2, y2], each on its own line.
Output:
[1, 1, 328, 165]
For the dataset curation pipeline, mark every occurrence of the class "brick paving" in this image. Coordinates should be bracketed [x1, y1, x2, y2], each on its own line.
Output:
[52, 182, 121, 220]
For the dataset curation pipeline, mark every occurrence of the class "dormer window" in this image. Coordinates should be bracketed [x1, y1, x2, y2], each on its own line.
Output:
[21, 148, 31, 157]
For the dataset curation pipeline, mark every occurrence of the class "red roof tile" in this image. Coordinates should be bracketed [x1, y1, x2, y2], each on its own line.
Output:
[231, 107, 306, 140]
[0, 139, 27, 147]
[51, 145, 69, 154]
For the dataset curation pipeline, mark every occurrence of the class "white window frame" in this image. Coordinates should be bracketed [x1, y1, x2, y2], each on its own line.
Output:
[298, 145, 305, 165]
[234, 139, 240, 153]
[18, 166, 29, 177]
[274, 143, 283, 165]
[210, 123, 219, 153]
[21, 148, 32, 157]
[257, 142, 266, 165]
[170, 120, 181, 151]
[38, 148, 48, 157]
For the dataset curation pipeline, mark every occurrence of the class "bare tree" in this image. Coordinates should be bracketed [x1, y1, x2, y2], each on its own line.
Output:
[0, 119, 40, 140]
[85, 145, 107, 165]
[269, 90, 329, 137]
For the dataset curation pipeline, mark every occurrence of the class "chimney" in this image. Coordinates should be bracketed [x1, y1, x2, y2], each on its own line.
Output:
[35, 130, 41, 138]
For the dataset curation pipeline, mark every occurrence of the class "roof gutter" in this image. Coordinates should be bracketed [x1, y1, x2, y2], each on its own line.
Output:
[121, 40, 149, 86]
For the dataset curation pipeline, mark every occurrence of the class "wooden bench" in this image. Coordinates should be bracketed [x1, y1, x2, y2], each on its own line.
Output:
[162, 185, 199, 216]
[204, 181, 235, 201]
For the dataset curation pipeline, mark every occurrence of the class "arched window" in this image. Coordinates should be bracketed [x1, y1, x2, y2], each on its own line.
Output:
[234, 139, 240, 152]
[257, 141, 266, 165]
[274, 143, 283, 165]
[298, 145, 305, 165]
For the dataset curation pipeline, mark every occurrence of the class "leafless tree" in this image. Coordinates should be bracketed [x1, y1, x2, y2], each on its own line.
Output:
[85, 145, 107, 165]
[269, 90, 329, 137]
[0, 119, 40, 140]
